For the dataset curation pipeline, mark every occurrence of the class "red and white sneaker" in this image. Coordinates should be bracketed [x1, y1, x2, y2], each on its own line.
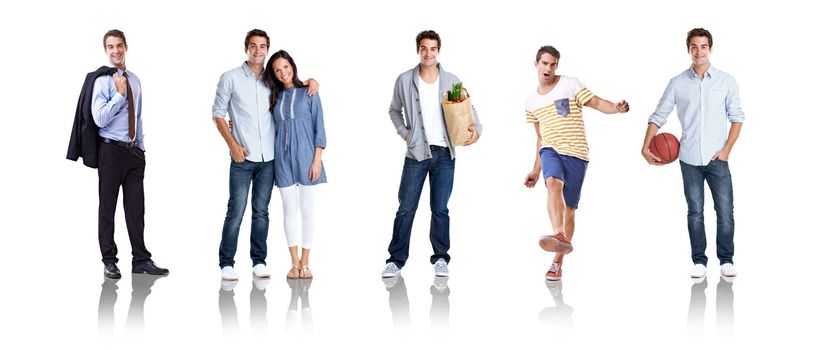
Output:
[539, 233, 573, 254]
[545, 262, 562, 281]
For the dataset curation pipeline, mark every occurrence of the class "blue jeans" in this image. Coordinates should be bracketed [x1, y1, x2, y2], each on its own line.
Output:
[680, 160, 735, 266]
[219, 160, 274, 268]
[387, 146, 455, 268]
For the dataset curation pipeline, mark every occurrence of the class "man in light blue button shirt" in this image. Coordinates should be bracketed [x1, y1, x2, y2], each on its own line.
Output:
[212, 29, 318, 281]
[642, 28, 744, 279]
[91, 29, 169, 279]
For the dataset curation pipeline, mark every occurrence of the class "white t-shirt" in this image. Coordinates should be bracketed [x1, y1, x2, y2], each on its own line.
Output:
[418, 75, 448, 147]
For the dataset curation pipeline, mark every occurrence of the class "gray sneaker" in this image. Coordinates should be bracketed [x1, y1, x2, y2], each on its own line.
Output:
[383, 275, 400, 289]
[434, 258, 449, 277]
[382, 262, 401, 278]
[432, 276, 449, 292]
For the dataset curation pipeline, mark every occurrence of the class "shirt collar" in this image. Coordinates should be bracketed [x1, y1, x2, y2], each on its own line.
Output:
[110, 66, 127, 76]
[707, 64, 718, 77]
[689, 64, 716, 80]
[241, 62, 261, 80]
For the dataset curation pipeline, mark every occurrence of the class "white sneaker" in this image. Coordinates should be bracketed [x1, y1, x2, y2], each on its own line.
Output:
[221, 266, 239, 281]
[253, 264, 271, 278]
[252, 276, 270, 291]
[382, 262, 401, 278]
[221, 279, 238, 291]
[434, 258, 449, 277]
[720, 263, 737, 278]
[690, 264, 706, 278]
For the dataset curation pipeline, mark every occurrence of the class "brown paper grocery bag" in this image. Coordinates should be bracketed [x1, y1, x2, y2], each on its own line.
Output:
[442, 91, 474, 146]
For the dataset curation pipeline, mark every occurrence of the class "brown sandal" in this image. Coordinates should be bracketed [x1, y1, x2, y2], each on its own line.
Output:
[287, 265, 300, 279]
[299, 266, 313, 279]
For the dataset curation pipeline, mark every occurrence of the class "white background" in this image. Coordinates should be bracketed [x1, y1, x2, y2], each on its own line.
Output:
[1, 0, 823, 348]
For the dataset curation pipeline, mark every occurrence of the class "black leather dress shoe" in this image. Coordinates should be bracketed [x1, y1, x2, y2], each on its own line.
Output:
[104, 263, 122, 279]
[133, 260, 169, 275]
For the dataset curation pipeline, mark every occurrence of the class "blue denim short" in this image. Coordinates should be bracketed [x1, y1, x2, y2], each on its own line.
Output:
[540, 147, 588, 209]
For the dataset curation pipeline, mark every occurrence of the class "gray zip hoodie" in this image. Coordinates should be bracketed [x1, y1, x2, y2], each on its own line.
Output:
[389, 63, 482, 161]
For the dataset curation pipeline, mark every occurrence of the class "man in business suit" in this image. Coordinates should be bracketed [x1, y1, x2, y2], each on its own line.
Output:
[91, 29, 168, 279]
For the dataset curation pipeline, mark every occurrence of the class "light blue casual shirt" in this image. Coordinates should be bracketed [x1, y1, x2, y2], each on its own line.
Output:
[212, 63, 275, 162]
[91, 68, 144, 150]
[648, 65, 745, 166]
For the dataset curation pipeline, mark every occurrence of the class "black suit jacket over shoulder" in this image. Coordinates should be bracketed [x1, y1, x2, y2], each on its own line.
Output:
[66, 66, 118, 169]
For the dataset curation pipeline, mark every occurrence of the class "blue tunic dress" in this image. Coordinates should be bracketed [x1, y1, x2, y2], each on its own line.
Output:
[272, 87, 327, 187]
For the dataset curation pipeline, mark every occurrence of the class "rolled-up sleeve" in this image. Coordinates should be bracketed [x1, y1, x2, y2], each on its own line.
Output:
[648, 79, 676, 128]
[726, 77, 745, 123]
[212, 72, 232, 119]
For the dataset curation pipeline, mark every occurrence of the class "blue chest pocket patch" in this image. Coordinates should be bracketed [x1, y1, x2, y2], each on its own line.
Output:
[554, 98, 570, 116]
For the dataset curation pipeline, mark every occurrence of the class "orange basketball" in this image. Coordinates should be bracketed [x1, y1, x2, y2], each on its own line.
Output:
[649, 133, 680, 164]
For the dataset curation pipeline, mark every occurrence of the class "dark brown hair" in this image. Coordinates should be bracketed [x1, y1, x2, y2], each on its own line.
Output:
[264, 50, 305, 112]
[415, 30, 441, 51]
[686, 28, 713, 51]
[103, 29, 126, 48]
[535, 45, 560, 62]
[245, 29, 270, 51]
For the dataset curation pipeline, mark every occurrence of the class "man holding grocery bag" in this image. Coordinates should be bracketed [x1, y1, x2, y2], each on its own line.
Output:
[382, 30, 482, 279]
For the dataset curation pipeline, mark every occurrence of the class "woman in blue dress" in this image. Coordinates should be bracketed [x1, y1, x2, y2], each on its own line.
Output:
[264, 50, 326, 279]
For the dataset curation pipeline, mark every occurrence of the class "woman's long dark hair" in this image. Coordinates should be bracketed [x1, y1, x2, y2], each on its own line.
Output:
[264, 50, 305, 112]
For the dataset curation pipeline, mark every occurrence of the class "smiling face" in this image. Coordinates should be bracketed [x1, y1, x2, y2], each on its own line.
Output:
[688, 35, 711, 67]
[272, 57, 294, 87]
[535, 53, 558, 85]
[246, 35, 269, 66]
[104, 36, 127, 70]
[418, 38, 439, 68]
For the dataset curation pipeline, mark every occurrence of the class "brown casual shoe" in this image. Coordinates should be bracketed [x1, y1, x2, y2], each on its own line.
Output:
[539, 233, 573, 254]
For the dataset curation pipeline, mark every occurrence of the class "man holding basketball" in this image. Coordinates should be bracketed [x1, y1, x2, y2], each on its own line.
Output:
[524, 45, 629, 281]
[641, 28, 745, 279]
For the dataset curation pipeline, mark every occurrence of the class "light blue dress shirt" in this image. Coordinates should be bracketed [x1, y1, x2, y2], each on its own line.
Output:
[91, 68, 144, 150]
[648, 65, 745, 166]
[212, 63, 275, 162]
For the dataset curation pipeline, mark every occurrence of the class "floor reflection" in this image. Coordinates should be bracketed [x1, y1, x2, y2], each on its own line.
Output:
[687, 276, 707, 337]
[98, 274, 166, 335]
[383, 275, 410, 329]
[98, 278, 119, 333]
[539, 280, 574, 334]
[716, 276, 734, 338]
[285, 278, 313, 334]
[687, 275, 735, 338]
[429, 276, 450, 334]
[251, 277, 269, 332]
[218, 280, 239, 334]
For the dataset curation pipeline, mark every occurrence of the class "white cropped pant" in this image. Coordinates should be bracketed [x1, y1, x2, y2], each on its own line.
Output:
[278, 184, 317, 249]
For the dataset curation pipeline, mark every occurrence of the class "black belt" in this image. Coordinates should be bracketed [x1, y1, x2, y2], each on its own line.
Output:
[429, 145, 449, 151]
[100, 137, 139, 150]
